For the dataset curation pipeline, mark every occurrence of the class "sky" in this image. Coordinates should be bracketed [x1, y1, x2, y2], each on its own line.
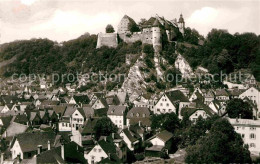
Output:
[0, 0, 259, 44]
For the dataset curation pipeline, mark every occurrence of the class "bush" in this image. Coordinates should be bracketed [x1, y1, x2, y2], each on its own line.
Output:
[145, 58, 155, 69]
[135, 153, 145, 161]
[146, 87, 154, 93]
[105, 24, 115, 33]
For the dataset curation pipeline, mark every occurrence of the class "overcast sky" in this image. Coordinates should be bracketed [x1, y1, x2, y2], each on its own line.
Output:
[0, 0, 259, 44]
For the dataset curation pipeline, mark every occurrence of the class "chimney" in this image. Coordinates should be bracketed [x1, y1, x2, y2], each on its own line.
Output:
[37, 145, 42, 155]
[108, 153, 111, 160]
[1, 153, 4, 164]
[49, 121, 52, 127]
[104, 136, 107, 142]
[239, 114, 242, 119]
[138, 121, 141, 127]
[112, 133, 114, 139]
[48, 140, 51, 150]
[61, 143, 65, 160]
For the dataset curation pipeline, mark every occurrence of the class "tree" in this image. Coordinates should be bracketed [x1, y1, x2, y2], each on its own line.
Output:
[181, 111, 192, 128]
[183, 27, 203, 45]
[128, 22, 140, 33]
[226, 98, 253, 119]
[185, 118, 251, 163]
[179, 115, 220, 148]
[105, 24, 115, 33]
[151, 113, 180, 134]
[138, 18, 147, 26]
[142, 44, 154, 56]
[94, 117, 118, 139]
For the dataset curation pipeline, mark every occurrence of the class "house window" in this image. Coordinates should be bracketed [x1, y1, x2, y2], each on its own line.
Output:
[166, 103, 169, 107]
[99, 149, 102, 152]
[242, 134, 245, 138]
[250, 127, 256, 131]
[250, 143, 256, 148]
[160, 103, 163, 106]
[93, 148, 97, 152]
[250, 133, 256, 139]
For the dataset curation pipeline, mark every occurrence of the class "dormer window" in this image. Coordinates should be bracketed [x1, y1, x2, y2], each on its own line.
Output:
[136, 113, 140, 117]
[142, 114, 146, 117]
[130, 113, 133, 117]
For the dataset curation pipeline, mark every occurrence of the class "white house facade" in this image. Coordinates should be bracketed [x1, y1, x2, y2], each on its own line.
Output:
[153, 94, 176, 114]
[229, 118, 260, 156]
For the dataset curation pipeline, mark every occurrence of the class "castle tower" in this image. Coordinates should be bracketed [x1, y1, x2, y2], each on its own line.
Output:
[152, 19, 162, 53]
[178, 14, 185, 36]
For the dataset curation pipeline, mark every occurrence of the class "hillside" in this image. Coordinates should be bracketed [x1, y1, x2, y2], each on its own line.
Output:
[0, 28, 259, 91]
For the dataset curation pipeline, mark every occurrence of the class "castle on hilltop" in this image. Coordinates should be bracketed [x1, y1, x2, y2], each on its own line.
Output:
[96, 14, 185, 52]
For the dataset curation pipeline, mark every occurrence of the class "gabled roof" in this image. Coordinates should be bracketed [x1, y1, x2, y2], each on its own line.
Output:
[122, 128, 140, 143]
[148, 130, 173, 143]
[1, 95, 19, 104]
[143, 17, 156, 26]
[126, 107, 150, 118]
[38, 110, 47, 119]
[165, 90, 189, 103]
[98, 139, 117, 154]
[0, 116, 13, 128]
[80, 118, 100, 135]
[63, 106, 77, 117]
[41, 100, 60, 106]
[106, 95, 120, 106]
[52, 106, 67, 116]
[205, 90, 215, 98]
[152, 19, 162, 27]
[29, 112, 40, 121]
[73, 95, 90, 104]
[107, 105, 126, 116]
[82, 106, 94, 118]
[12, 131, 56, 153]
[36, 141, 86, 163]
[215, 89, 230, 97]
[128, 117, 151, 127]
[13, 114, 28, 124]
[181, 101, 214, 117]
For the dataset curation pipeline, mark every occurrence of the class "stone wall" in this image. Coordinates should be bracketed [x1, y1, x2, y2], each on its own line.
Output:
[96, 33, 118, 48]
[119, 33, 142, 43]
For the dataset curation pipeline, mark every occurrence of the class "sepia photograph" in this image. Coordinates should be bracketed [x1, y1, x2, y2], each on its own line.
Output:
[0, 0, 260, 163]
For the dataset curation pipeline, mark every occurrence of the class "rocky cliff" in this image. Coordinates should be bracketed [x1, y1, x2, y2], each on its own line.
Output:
[174, 54, 194, 78]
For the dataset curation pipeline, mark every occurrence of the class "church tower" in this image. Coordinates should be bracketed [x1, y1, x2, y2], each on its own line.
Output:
[178, 14, 185, 36]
